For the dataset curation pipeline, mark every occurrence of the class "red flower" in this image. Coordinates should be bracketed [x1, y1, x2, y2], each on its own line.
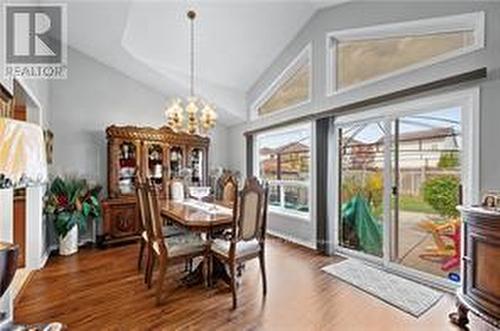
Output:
[57, 194, 69, 207]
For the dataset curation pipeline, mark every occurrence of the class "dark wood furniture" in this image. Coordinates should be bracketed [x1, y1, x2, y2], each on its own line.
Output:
[0, 82, 13, 118]
[210, 177, 269, 309]
[13, 190, 26, 268]
[146, 184, 207, 305]
[449, 206, 500, 329]
[100, 125, 209, 246]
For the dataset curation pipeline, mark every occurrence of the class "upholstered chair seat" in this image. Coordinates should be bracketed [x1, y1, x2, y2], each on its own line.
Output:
[153, 233, 206, 257]
[141, 223, 186, 242]
[211, 238, 260, 258]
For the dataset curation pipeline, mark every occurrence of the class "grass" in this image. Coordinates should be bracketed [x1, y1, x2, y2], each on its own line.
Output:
[370, 195, 437, 216]
[398, 195, 436, 214]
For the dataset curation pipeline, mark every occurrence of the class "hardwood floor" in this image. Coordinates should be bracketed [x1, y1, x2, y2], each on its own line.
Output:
[15, 238, 492, 330]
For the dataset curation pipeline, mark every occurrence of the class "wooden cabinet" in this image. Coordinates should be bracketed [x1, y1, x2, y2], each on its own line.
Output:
[100, 125, 210, 245]
[101, 198, 139, 245]
[0, 81, 13, 118]
[449, 206, 500, 329]
[13, 190, 25, 268]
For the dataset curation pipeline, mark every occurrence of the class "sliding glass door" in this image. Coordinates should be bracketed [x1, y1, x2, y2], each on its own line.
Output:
[338, 121, 386, 258]
[393, 108, 462, 279]
[334, 90, 475, 285]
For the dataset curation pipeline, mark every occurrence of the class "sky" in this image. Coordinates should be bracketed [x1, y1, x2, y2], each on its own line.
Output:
[258, 124, 311, 150]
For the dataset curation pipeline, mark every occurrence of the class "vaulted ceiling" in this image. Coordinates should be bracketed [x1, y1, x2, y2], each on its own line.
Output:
[45, 0, 345, 125]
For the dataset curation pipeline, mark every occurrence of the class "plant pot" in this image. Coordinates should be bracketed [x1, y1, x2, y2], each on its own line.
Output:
[59, 226, 78, 256]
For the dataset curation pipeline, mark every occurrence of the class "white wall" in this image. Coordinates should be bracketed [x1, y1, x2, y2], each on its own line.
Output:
[49, 47, 229, 191]
[228, 1, 500, 248]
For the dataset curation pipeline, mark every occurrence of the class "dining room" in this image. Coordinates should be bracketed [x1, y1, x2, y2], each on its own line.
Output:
[1, 0, 500, 330]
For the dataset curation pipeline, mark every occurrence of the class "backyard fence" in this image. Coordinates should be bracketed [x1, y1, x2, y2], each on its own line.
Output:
[344, 167, 460, 197]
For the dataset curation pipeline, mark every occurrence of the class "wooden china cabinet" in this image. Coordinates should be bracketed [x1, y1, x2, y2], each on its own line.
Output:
[100, 125, 209, 246]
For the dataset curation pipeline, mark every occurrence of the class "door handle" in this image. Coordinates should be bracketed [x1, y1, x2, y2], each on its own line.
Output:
[392, 186, 398, 196]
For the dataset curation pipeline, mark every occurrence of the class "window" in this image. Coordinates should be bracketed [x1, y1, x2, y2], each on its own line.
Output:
[255, 123, 312, 218]
[327, 12, 484, 93]
[253, 45, 311, 118]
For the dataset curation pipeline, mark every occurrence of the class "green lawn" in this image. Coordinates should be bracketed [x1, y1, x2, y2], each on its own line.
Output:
[398, 195, 436, 214]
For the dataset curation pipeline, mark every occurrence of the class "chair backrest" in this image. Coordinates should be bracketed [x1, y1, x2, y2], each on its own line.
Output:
[135, 174, 153, 239]
[222, 176, 238, 204]
[145, 183, 168, 255]
[234, 177, 268, 242]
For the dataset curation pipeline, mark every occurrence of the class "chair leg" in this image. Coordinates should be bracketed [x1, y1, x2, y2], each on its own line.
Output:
[203, 253, 209, 288]
[259, 250, 267, 296]
[144, 246, 152, 284]
[138, 238, 145, 271]
[156, 257, 168, 306]
[147, 254, 156, 289]
[208, 254, 213, 288]
[230, 261, 237, 309]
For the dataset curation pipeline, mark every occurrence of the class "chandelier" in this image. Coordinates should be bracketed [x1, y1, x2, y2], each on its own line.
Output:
[165, 10, 217, 135]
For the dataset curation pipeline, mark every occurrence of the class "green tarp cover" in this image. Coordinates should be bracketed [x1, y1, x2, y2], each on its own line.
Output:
[342, 194, 383, 256]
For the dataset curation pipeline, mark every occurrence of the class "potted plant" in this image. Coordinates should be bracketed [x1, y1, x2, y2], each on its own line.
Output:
[44, 176, 102, 256]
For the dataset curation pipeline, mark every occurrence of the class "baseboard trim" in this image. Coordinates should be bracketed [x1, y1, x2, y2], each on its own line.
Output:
[266, 230, 316, 250]
[40, 249, 51, 269]
[12, 269, 34, 306]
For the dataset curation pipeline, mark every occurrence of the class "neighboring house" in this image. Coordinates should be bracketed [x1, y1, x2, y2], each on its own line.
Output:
[385, 127, 460, 169]
[259, 141, 310, 180]
[343, 127, 460, 170]
[342, 127, 460, 196]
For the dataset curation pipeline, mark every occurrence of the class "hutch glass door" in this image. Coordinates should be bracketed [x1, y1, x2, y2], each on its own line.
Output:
[118, 141, 137, 195]
[189, 148, 204, 185]
[169, 146, 184, 179]
[146, 143, 165, 193]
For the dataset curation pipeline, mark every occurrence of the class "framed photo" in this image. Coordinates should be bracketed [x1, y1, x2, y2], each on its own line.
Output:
[482, 192, 500, 210]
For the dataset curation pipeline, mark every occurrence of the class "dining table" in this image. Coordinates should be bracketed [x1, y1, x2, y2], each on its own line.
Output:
[160, 198, 234, 286]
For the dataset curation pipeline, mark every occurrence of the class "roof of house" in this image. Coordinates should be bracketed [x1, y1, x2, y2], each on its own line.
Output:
[259, 141, 309, 156]
[374, 127, 457, 145]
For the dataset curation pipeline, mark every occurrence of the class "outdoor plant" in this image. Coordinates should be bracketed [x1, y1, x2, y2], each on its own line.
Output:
[438, 152, 460, 169]
[422, 175, 460, 218]
[341, 171, 383, 217]
[44, 176, 102, 238]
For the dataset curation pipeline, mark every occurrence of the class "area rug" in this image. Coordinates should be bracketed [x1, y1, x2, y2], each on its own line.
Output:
[321, 259, 443, 317]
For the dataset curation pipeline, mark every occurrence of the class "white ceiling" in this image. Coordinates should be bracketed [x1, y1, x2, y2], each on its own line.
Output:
[46, 0, 346, 125]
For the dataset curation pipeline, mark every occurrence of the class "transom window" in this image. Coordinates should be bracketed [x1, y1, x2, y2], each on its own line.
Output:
[327, 12, 484, 93]
[255, 122, 312, 218]
[253, 45, 311, 118]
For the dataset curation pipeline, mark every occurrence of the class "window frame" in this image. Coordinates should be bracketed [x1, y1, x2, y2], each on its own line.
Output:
[250, 44, 313, 120]
[254, 122, 313, 220]
[325, 11, 485, 96]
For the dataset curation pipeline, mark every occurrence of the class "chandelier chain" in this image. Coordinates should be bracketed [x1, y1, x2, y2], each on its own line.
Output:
[190, 12, 195, 97]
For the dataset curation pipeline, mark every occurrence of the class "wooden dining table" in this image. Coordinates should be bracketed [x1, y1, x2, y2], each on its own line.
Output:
[160, 199, 234, 286]
[161, 199, 234, 235]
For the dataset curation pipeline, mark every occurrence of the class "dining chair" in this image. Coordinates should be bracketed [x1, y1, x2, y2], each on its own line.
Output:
[210, 177, 269, 309]
[145, 183, 208, 305]
[136, 174, 186, 282]
[135, 175, 155, 276]
[221, 175, 238, 204]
